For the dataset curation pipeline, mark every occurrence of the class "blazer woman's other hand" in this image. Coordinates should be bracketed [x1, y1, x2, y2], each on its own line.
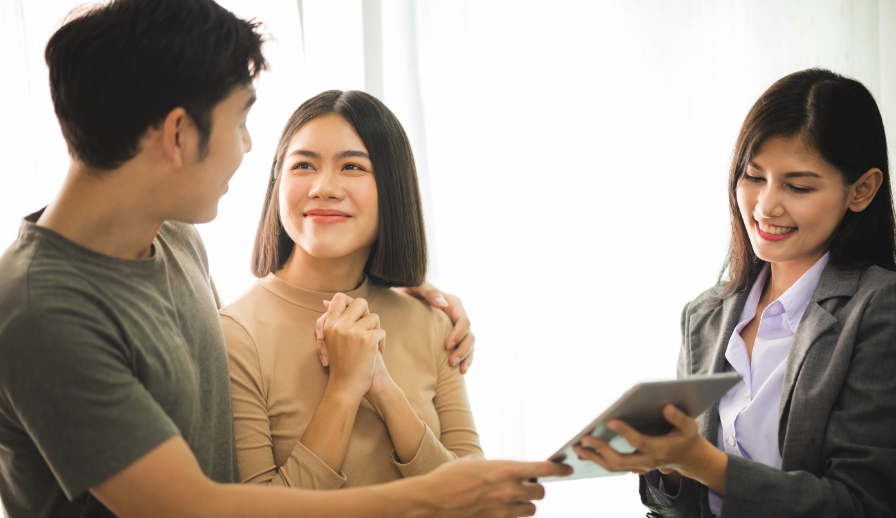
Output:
[574, 404, 728, 495]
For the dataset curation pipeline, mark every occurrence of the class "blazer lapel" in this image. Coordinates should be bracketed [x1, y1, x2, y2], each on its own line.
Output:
[689, 289, 749, 442]
[777, 264, 859, 447]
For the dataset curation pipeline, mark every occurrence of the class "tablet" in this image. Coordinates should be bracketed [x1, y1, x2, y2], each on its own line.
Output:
[539, 372, 742, 482]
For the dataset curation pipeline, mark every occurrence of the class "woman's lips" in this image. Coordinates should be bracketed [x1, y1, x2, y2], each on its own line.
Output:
[304, 209, 350, 224]
[755, 220, 796, 241]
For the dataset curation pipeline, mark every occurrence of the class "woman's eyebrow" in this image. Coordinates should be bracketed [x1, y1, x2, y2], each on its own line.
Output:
[748, 161, 821, 178]
[784, 171, 822, 179]
[287, 149, 320, 158]
[336, 150, 370, 159]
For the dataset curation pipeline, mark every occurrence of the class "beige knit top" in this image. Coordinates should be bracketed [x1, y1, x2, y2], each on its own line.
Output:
[219, 273, 482, 489]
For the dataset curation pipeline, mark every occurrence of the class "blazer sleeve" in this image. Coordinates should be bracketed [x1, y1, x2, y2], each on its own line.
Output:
[391, 308, 483, 477]
[719, 282, 896, 518]
[222, 315, 347, 490]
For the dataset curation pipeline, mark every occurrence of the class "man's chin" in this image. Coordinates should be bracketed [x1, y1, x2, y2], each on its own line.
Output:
[173, 204, 219, 225]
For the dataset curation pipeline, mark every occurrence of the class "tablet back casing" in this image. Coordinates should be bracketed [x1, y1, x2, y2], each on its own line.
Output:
[539, 372, 742, 482]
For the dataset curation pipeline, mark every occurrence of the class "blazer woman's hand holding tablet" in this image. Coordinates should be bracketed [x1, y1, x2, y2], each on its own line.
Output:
[575, 404, 728, 495]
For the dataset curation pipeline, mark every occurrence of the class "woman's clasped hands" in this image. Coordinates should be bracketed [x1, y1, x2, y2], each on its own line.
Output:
[315, 293, 395, 410]
[573, 404, 728, 495]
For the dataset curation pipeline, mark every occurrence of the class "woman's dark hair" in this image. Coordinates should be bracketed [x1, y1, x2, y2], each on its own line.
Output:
[252, 90, 427, 288]
[722, 68, 896, 296]
[45, 0, 267, 170]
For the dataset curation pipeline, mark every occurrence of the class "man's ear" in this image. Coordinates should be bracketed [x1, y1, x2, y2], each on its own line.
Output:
[848, 168, 883, 213]
[160, 107, 189, 168]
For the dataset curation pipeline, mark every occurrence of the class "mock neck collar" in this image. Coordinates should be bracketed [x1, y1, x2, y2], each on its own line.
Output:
[258, 272, 377, 313]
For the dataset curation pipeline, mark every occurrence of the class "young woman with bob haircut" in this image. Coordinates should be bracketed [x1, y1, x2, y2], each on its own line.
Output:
[220, 90, 482, 490]
[575, 68, 896, 517]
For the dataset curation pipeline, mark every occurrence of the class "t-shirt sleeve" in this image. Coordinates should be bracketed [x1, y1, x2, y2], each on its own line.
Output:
[0, 308, 180, 500]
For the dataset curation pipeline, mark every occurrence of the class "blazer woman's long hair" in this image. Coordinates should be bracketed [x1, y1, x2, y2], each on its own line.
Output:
[721, 68, 896, 297]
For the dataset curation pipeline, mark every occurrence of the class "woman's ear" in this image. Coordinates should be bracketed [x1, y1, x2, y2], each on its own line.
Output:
[848, 168, 884, 213]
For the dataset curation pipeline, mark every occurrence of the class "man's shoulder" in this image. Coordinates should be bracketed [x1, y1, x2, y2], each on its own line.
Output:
[0, 225, 98, 322]
[159, 220, 210, 268]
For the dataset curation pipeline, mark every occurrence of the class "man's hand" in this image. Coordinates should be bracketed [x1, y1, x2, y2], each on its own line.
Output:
[413, 458, 572, 518]
[398, 282, 475, 374]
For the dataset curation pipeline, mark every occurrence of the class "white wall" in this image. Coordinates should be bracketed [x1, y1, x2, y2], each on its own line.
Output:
[2, 1, 894, 517]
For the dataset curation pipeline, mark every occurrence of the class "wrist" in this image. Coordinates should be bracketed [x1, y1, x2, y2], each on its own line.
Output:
[366, 379, 401, 413]
[374, 475, 434, 518]
[322, 382, 363, 409]
[679, 438, 727, 494]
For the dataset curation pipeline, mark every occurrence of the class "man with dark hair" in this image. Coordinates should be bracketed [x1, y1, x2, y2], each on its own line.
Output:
[0, 1, 568, 517]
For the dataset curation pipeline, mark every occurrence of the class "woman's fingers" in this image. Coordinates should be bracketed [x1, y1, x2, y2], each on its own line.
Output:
[356, 312, 381, 331]
[318, 342, 329, 367]
[317, 294, 358, 339]
[576, 437, 656, 473]
[605, 419, 647, 451]
[663, 404, 696, 434]
[332, 297, 369, 329]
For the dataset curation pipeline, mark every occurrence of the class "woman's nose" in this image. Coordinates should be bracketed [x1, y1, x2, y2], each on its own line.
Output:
[308, 170, 343, 200]
[755, 185, 785, 218]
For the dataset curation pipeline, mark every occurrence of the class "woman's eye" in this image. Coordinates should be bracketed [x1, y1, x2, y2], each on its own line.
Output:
[789, 185, 813, 194]
[342, 163, 367, 173]
[291, 162, 313, 171]
[743, 172, 764, 183]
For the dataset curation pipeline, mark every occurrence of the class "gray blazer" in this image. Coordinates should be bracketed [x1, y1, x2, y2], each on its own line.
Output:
[639, 263, 896, 518]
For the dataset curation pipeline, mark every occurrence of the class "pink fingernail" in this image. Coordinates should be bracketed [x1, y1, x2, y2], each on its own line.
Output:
[323, 300, 330, 308]
[321, 355, 329, 367]
[435, 296, 448, 307]
[316, 328, 323, 340]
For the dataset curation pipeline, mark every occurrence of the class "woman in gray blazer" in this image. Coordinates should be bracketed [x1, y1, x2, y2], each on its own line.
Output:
[576, 68, 896, 518]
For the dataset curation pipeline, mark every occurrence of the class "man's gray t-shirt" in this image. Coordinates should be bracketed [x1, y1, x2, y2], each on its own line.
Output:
[0, 213, 239, 518]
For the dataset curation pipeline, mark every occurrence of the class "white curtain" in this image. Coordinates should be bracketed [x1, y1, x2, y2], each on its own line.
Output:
[2, 1, 895, 517]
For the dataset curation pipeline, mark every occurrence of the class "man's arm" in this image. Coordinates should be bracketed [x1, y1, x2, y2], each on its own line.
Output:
[92, 436, 571, 518]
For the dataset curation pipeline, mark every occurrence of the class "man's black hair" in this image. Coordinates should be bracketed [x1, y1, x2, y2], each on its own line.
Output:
[45, 0, 267, 170]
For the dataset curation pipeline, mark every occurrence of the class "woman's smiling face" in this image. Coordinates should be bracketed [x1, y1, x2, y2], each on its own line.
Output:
[736, 136, 850, 269]
[278, 113, 379, 261]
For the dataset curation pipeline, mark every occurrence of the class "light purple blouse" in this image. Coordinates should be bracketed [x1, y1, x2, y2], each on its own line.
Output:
[646, 253, 829, 516]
